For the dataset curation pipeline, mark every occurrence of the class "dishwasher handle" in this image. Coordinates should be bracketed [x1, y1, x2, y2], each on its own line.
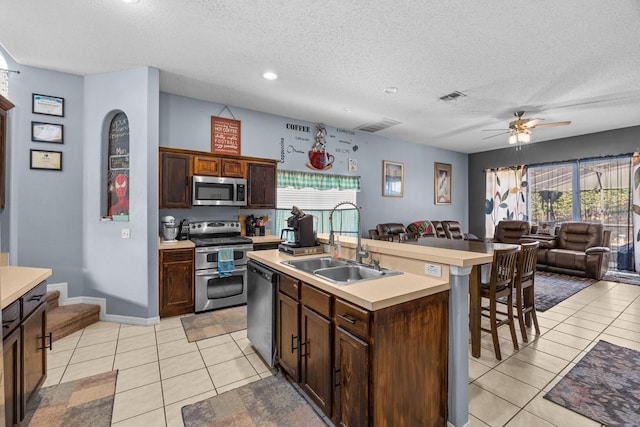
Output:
[248, 261, 277, 283]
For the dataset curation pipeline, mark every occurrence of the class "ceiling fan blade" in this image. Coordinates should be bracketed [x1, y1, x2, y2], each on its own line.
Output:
[481, 131, 510, 140]
[531, 121, 571, 129]
[522, 118, 543, 128]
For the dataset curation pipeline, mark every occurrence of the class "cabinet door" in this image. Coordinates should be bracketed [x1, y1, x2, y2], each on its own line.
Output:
[247, 162, 276, 209]
[159, 249, 195, 317]
[3, 327, 21, 427]
[301, 306, 333, 417]
[21, 302, 47, 415]
[334, 326, 369, 427]
[193, 156, 220, 176]
[160, 151, 192, 208]
[277, 292, 300, 381]
[221, 158, 246, 178]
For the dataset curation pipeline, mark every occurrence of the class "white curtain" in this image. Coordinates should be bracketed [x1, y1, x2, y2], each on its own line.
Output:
[485, 166, 528, 238]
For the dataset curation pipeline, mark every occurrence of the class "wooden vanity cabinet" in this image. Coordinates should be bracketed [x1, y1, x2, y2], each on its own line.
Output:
[300, 284, 333, 417]
[159, 248, 195, 317]
[246, 160, 277, 209]
[159, 149, 192, 208]
[277, 274, 300, 381]
[3, 280, 49, 426]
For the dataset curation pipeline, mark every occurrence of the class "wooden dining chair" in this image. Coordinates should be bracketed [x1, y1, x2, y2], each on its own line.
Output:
[513, 241, 540, 342]
[480, 246, 520, 360]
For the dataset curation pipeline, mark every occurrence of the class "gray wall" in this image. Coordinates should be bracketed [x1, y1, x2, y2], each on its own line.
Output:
[160, 93, 469, 234]
[83, 67, 160, 318]
[468, 126, 640, 238]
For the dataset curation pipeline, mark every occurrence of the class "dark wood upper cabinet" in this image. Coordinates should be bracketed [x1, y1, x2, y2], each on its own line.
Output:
[159, 150, 192, 208]
[247, 161, 277, 209]
[0, 95, 16, 210]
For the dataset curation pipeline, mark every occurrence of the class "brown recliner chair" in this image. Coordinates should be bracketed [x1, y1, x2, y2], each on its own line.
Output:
[373, 223, 408, 241]
[442, 220, 480, 240]
[523, 222, 610, 280]
[492, 220, 531, 244]
[430, 221, 448, 238]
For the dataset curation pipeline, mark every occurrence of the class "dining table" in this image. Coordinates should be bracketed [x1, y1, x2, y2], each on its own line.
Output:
[409, 238, 520, 358]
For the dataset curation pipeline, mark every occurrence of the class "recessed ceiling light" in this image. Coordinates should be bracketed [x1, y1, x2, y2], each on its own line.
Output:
[384, 87, 398, 94]
[343, 107, 352, 113]
[122, 0, 139, 3]
[262, 71, 278, 80]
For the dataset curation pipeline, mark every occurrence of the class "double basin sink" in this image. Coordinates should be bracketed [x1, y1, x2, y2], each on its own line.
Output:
[281, 256, 403, 286]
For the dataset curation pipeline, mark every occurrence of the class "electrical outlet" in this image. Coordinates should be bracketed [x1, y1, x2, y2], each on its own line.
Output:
[424, 263, 441, 277]
[121, 228, 130, 239]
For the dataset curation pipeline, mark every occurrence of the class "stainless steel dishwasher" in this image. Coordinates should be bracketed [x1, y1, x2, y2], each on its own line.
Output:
[247, 260, 278, 367]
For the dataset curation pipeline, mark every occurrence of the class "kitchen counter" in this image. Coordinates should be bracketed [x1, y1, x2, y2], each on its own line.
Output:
[248, 249, 449, 311]
[248, 235, 283, 245]
[0, 266, 52, 309]
[158, 238, 195, 250]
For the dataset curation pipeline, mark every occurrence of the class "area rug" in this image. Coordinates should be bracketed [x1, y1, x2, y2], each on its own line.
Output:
[181, 372, 329, 426]
[22, 370, 118, 427]
[544, 340, 640, 427]
[181, 305, 247, 342]
[498, 271, 595, 312]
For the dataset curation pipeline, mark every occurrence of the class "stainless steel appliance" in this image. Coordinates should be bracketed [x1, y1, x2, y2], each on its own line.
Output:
[190, 220, 254, 312]
[279, 206, 320, 255]
[160, 215, 179, 242]
[192, 176, 247, 206]
[247, 260, 277, 367]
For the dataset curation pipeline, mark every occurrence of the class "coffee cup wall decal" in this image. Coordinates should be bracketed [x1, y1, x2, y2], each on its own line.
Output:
[306, 123, 333, 170]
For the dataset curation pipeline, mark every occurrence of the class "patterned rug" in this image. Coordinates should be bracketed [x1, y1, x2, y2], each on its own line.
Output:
[181, 305, 247, 342]
[604, 269, 640, 286]
[498, 271, 595, 312]
[544, 341, 640, 427]
[22, 370, 118, 427]
[181, 372, 328, 426]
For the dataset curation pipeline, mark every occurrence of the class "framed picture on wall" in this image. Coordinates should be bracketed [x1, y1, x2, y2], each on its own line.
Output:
[31, 121, 64, 143]
[32, 93, 65, 117]
[30, 149, 62, 171]
[383, 160, 404, 197]
[434, 162, 452, 205]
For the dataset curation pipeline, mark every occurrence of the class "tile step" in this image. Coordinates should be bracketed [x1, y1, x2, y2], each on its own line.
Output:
[47, 300, 101, 342]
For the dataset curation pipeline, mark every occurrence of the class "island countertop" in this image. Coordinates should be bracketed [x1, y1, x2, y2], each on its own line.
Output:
[0, 266, 52, 309]
[248, 249, 449, 311]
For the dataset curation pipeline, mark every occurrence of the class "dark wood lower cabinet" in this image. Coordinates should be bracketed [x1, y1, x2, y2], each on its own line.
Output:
[159, 248, 194, 317]
[276, 276, 449, 427]
[21, 302, 47, 415]
[300, 306, 332, 417]
[334, 327, 369, 427]
[3, 327, 21, 427]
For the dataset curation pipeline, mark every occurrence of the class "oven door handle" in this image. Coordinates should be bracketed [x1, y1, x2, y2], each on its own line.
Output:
[195, 266, 247, 276]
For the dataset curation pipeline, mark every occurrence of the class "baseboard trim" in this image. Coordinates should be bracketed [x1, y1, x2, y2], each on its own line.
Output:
[46, 282, 159, 326]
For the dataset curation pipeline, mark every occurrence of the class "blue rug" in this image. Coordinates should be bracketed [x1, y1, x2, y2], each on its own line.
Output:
[544, 341, 640, 427]
[499, 271, 595, 312]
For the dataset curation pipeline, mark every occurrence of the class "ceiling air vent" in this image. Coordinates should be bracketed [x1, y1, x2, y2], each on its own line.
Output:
[355, 118, 402, 133]
[439, 91, 467, 102]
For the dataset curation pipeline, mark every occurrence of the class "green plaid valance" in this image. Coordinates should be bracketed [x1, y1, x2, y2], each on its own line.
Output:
[277, 170, 360, 191]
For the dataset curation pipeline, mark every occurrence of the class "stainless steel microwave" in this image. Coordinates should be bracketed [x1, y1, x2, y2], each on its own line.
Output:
[192, 176, 247, 206]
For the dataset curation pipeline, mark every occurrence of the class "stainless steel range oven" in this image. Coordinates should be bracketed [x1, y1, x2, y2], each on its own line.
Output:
[190, 220, 254, 312]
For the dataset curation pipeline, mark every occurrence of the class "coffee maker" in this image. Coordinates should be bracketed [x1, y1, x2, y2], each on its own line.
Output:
[279, 206, 317, 249]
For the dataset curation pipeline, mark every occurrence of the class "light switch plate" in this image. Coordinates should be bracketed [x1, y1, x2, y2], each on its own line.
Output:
[121, 228, 130, 239]
[424, 263, 441, 277]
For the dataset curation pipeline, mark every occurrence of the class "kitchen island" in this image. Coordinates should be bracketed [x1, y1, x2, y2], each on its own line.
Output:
[249, 235, 492, 427]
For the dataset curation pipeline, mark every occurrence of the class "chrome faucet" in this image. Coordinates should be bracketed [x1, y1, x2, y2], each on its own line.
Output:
[329, 201, 369, 264]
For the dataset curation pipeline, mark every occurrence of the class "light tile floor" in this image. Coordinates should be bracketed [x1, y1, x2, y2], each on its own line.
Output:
[44, 280, 640, 426]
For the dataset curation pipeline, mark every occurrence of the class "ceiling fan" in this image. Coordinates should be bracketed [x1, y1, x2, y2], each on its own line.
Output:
[482, 111, 571, 145]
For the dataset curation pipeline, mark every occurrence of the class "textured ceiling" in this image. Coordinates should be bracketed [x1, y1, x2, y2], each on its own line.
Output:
[2, 0, 640, 153]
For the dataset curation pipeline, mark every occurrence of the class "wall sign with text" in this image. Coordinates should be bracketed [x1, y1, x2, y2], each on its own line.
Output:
[211, 116, 241, 155]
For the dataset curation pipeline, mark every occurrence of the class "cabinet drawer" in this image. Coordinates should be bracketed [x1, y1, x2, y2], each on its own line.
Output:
[301, 283, 331, 318]
[335, 298, 370, 339]
[161, 249, 194, 263]
[193, 156, 220, 176]
[279, 274, 299, 300]
[22, 281, 47, 318]
[2, 299, 20, 338]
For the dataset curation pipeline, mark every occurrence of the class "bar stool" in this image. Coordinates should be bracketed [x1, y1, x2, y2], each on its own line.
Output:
[514, 241, 540, 342]
[480, 246, 520, 360]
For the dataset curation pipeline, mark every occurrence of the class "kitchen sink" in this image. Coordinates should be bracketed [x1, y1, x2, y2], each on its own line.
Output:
[282, 257, 349, 273]
[282, 257, 403, 285]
